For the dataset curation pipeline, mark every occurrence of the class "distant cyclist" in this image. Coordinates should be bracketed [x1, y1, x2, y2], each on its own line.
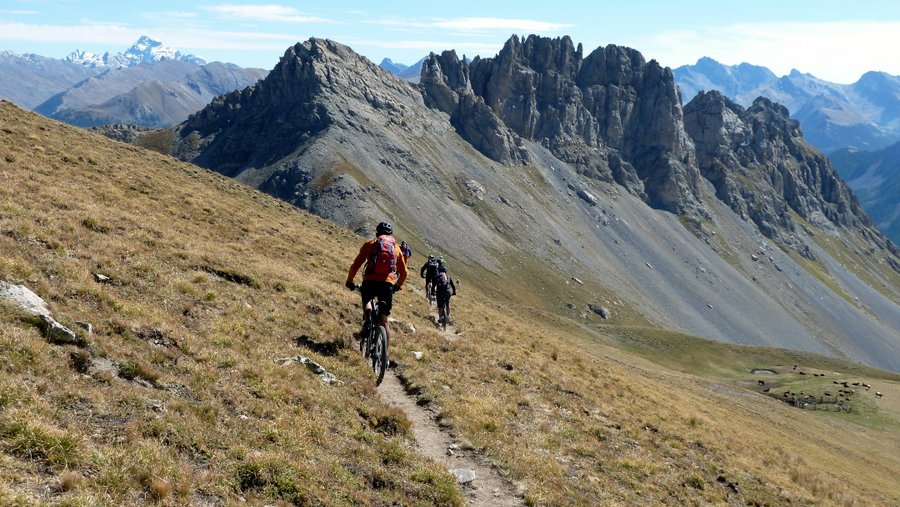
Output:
[435, 264, 457, 325]
[400, 240, 412, 260]
[345, 222, 408, 343]
[420, 255, 439, 300]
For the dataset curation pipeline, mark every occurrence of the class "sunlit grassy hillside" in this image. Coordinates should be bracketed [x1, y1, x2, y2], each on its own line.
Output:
[1, 100, 899, 506]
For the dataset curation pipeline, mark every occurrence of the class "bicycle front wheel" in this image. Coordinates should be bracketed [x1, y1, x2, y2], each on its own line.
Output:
[373, 326, 388, 385]
[359, 323, 368, 357]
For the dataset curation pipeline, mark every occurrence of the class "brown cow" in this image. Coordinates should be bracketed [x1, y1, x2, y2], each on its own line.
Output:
[875, 392, 883, 398]
[757, 380, 766, 386]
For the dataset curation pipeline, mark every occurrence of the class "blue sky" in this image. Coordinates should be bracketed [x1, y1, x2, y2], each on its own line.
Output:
[2, 0, 900, 83]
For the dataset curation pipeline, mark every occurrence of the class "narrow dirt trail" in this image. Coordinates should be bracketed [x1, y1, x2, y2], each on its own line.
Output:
[376, 285, 523, 506]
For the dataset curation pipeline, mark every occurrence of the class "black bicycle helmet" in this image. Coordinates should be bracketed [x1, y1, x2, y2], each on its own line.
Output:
[376, 221, 393, 235]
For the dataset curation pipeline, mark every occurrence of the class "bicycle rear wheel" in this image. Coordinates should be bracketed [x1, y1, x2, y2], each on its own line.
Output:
[372, 326, 388, 385]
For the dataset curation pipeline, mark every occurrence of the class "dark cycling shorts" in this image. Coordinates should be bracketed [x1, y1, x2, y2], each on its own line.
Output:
[360, 280, 394, 316]
[436, 289, 452, 307]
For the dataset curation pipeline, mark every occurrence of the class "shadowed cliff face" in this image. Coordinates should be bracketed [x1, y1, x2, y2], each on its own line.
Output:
[684, 90, 897, 260]
[421, 35, 704, 217]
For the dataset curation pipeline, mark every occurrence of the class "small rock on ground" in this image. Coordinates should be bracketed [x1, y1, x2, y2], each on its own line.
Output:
[450, 468, 476, 484]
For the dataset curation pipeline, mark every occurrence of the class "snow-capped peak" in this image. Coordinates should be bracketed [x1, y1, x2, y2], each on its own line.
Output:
[64, 36, 206, 68]
[65, 49, 105, 67]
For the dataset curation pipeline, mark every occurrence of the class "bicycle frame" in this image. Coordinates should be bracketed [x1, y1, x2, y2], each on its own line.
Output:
[352, 284, 389, 385]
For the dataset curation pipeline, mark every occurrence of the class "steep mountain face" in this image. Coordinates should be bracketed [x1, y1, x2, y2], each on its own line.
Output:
[830, 142, 900, 244]
[421, 35, 704, 216]
[0, 51, 99, 109]
[64, 36, 207, 68]
[674, 58, 900, 153]
[175, 38, 440, 226]
[170, 36, 900, 371]
[35, 60, 266, 128]
[683, 91, 894, 258]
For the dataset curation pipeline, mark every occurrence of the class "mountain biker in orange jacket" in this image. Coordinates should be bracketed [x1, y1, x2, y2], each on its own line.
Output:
[345, 221, 408, 343]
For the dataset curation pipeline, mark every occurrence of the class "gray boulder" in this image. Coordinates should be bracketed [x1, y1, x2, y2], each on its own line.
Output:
[0, 281, 82, 345]
[588, 304, 612, 319]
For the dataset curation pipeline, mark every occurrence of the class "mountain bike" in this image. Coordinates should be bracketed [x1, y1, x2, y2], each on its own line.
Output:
[351, 284, 389, 385]
[425, 279, 436, 307]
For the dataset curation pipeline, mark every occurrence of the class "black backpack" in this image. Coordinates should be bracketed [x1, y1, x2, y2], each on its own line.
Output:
[425, 260, 439, 278]
[436, 272, 451, 294]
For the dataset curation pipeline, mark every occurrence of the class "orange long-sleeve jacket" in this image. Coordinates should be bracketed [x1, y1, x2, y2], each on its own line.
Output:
[346, 237, 408, 286]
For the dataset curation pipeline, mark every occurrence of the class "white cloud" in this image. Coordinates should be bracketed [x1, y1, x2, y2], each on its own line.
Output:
[0, 21, 301, 52]
[366, 16, 572, 34]
[205, 3, 334, 24]
[158, 11, 198, 19]
[629, 20, 900, 83]
[432, 17, 572, 32]
[0, 21, 138, 45]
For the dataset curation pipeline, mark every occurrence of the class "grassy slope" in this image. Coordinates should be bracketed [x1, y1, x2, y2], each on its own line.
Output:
[0, 101, 461, 506]
[1, 101, 899, 506]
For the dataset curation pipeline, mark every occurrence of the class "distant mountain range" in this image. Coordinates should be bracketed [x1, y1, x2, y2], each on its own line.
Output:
[64, 35, 207, 68]
[673, 57, 900, 244]
[673, 57, 900, 154]
[0, 37, 266, 127]
[830, 142, 900, 243]
[0, 51, 97, 109]
[379, 57, 425, 83]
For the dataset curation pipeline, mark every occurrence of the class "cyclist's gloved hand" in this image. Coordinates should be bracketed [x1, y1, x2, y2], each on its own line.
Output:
[345, 280, 355, 290]
[394, 285, 402, 292]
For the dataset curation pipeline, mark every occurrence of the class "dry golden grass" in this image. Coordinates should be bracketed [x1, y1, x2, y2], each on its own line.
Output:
[1, 100, 899, 506]
[0, 101, 462, 506]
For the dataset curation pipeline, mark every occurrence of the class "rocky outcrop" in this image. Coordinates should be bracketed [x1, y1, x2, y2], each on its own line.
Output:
[90, 123, 154, 143]
[172, 38, 430, 227]
[420, 50, 526, 165]
[175, 41, 338, 176]
[684, 91, 895, 258]
[420, 35, 704, 216]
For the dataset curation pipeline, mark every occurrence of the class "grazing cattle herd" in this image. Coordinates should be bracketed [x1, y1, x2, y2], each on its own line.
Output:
[755, 367, 888, 413]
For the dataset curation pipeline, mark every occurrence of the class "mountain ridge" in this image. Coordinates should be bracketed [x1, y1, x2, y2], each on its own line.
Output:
[162, 36, 900, 371]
